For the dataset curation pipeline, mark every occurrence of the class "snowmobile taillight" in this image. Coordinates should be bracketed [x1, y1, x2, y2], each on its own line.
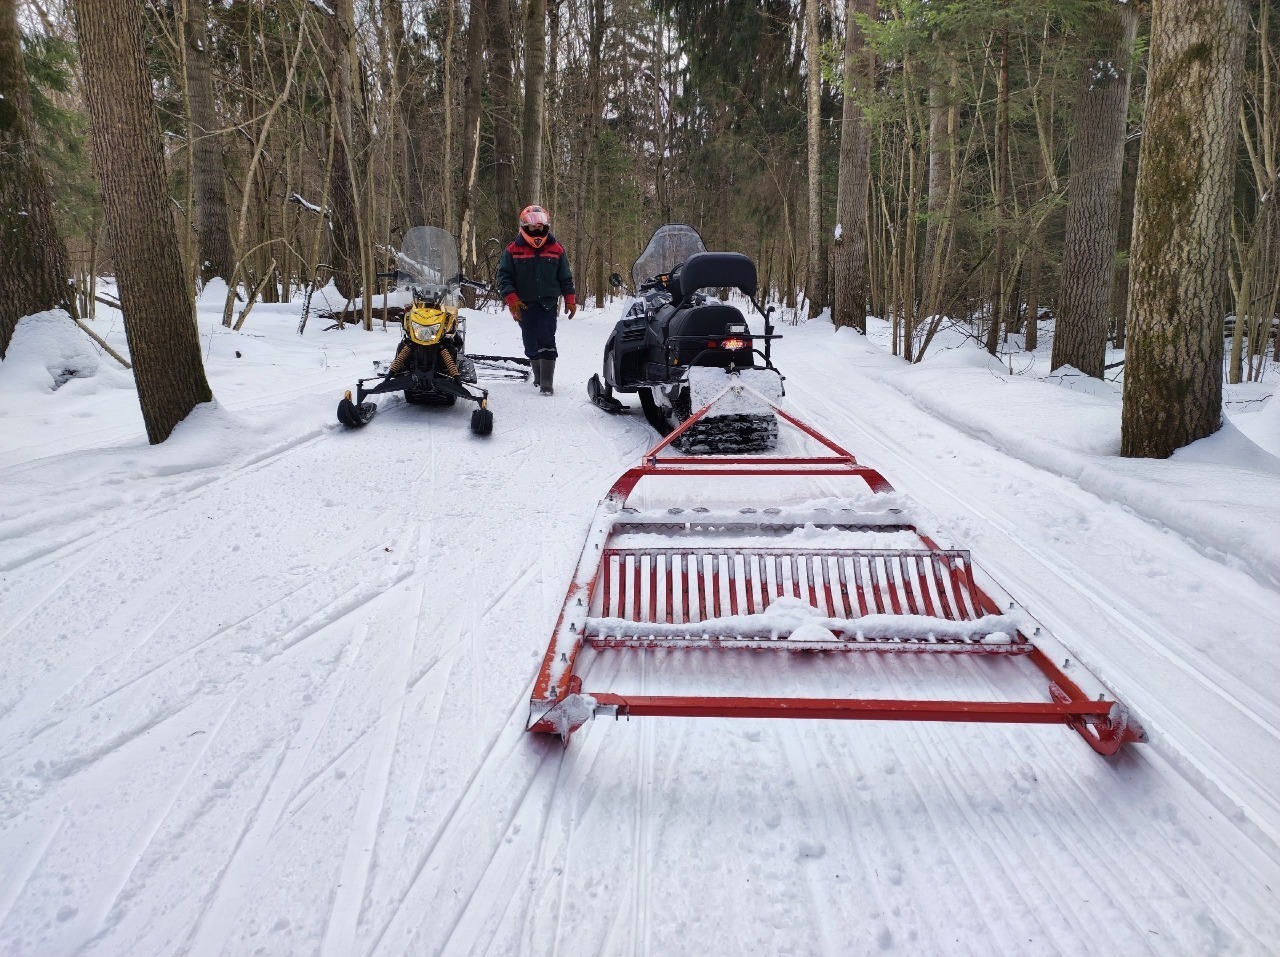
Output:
[721, 337, 747, 351]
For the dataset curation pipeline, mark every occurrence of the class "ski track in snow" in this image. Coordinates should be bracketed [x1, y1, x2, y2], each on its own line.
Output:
[784, 364, 1280, 852]
[1, 308, 1278, 955]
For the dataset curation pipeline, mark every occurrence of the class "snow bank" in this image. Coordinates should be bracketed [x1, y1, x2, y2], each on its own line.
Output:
[856, 320, 1280, 588]
[1234, 391, 1280, 458]
[0, 310, 132, 397]
[0, 399, 331, 571]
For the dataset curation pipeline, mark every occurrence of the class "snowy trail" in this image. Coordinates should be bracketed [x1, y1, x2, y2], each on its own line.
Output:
[780, 338, 1280, 850]
[1, 306, 1278, 955]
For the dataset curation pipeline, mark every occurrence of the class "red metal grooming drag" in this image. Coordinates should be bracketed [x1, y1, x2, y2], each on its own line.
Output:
[527, 385, 1145, 755]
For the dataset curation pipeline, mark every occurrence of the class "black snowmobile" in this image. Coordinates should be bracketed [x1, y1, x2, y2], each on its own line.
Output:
[337, 226, 518, 435]
[587, 225, 784, 452]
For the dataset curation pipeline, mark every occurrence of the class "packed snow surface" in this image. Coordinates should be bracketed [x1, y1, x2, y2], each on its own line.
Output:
[1, 291, 1279, 955]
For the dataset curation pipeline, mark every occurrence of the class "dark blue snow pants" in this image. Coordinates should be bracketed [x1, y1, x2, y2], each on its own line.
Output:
[519, 302, 558, 360]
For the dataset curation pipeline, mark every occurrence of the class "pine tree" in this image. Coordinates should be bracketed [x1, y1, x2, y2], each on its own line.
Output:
[0, 0, 72, 358]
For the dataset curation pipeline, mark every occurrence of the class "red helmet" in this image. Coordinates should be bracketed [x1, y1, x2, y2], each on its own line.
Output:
[519, 205, 551, 249]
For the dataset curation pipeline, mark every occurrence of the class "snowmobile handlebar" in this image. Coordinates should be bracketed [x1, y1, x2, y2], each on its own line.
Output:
[455, 275, 489, 292]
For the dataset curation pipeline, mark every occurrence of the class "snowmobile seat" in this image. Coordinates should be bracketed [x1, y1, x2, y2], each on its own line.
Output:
[671, 252, 757, 302]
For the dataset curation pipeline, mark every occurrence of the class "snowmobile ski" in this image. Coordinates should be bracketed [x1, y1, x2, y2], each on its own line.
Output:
[337, 393, 377, 428]
[588, 374, 629, 414]
[469, 354, 533, 380]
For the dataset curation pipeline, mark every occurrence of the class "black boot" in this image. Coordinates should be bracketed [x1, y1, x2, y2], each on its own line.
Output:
[532, 359, 541, 387]
[540, 358, 555, 395]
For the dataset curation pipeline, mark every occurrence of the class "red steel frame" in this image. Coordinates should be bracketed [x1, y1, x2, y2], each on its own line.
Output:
[527, 387, 1145, 755]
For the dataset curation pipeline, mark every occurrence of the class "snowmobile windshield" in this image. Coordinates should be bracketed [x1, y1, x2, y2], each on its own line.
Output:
[632, 225, 707, 289]
[398, 226, 461, 296]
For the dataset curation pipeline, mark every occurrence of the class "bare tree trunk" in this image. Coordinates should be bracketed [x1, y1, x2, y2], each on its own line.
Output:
[832, 0, 874, 333]
[0, 0, 72, 358]
[185, 0, 234, 284]
[587, 0, 606, 306]
[386, 0, 428, 227]
[921, 50, 957, 324]
[652, 20, 669, 222]
[520, 0, 547, 204]
[1024, 241, 1041, 351]
[1052, 2, 1137, 376]
[804, 0, 825, 317]
[1232, 3, 1279, 383]
[1122, 0, 1248, 458]
[323, 0, 363, 303]
[488, 0, 518, 229]
[441, 0, 457, 227]
[1113, 136, 1140, 349]
[457, 0, 488, 271]
[986, 20, 1010, 356]
[223, 18, 306, 327]
[71, 0, 213, 443]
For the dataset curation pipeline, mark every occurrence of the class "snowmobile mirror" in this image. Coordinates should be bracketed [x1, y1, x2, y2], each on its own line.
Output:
[609, 272, 624, 289]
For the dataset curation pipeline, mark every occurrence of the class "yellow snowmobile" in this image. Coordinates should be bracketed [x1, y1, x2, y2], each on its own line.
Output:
[337, 226, 507, 435]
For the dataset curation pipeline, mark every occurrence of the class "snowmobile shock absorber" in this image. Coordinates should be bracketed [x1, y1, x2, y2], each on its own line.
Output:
[389, 343, 412, 374]
[440, 347, 460, 377]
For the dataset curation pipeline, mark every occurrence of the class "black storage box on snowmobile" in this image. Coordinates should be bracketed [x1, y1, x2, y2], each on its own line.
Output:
[666, 303, 754, 368]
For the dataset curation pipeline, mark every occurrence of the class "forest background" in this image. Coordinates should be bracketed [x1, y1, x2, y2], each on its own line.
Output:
[0, 0, 1276, 450]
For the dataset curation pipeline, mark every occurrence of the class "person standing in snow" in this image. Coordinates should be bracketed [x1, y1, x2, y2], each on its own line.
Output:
[497, 205, 577, 395]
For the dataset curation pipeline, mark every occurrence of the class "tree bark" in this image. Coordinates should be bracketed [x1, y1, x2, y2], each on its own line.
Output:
[832, 0, 874, 333]
[0, 0, 72, 358]
[322, 0, 363, 302]
[1024, 241, 1041, 351]
[520, 0, 547, 204]
[488, 0, 518, 229]
[386, 0, 429, 227]
[804, 0, 825, 317]
[1052, 1, 1137, 377]
[457, 0, 488, 271]
[71, 0, 213, 443]
[1122, 0, 1248, 458]
[986, 20, 1010, 356]
[185, 0, 234, 284]
[921, 50, 957, 325]
[441, 0, 457, 228]
[587, 0, 606, 306]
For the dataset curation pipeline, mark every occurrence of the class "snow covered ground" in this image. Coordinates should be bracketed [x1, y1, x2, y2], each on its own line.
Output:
[1, 287, 1278, 955]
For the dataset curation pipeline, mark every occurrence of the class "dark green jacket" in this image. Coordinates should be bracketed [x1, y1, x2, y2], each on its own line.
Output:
[497, 235, 576, 310]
